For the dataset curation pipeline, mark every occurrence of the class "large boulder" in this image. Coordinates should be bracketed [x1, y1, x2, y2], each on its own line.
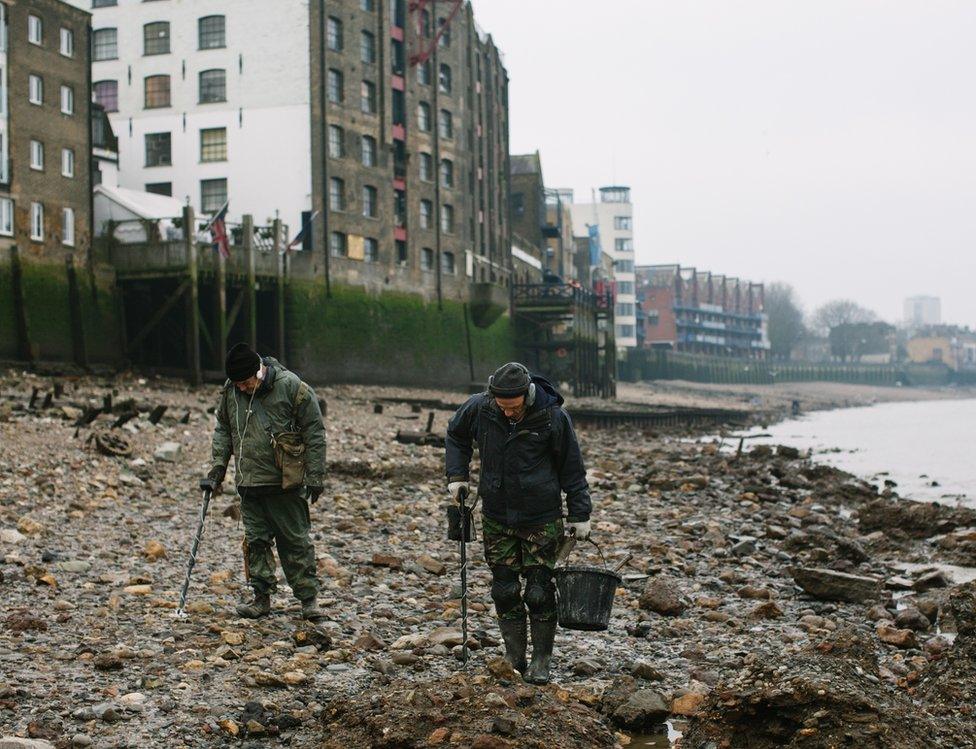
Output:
[790, 567, 882, 603]
[611, 689, 670, 732]
[639, 576, 687, 616]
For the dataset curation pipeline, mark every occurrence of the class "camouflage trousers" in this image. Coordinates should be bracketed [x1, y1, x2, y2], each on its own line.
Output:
[240, 488, 319, 601]
[482, 515, 563, 622]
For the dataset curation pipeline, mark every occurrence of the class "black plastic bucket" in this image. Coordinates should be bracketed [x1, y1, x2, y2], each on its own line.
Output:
[555, 565, 621, 631]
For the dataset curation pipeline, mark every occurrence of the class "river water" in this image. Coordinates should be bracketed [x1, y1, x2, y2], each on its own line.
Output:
[735, 398, 976, 509]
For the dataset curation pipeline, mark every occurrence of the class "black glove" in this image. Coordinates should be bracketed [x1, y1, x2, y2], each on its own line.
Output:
[201, 465, 226, 492]
[307, 485, 323, 504]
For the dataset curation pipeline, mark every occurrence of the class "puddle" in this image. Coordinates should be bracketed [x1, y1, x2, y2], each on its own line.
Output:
[625, 721, 684, 746]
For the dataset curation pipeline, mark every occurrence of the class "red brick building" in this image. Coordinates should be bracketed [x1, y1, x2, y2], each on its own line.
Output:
[636, 264, 770, 358]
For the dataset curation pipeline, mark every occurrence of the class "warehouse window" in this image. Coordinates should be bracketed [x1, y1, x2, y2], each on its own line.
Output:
[30, 203, 44, 241]
[93, 28, 117, 61]
[0, 198, 12, 237]
[421, 247, 434, 271]
[362, 185, 377, 218]
[93, 80, 118, 112]
[361, 31, 375, 64]
[327, 69, 343, 104]
[199, 16, 225, 49]
[328, 125, 344, 158]
[28, 15, 42, 45]
[62, 208, 75, 247]
[364, 237, 378, 262]
[330, 231, 347, 257]
[329, 177, 344, 211]
[200, 178, 227, 214]
[327, 16, 342, 51]
[144, 75, 171, 108]
[145, 132, 171, 166]
[360, 135, 376, 166]
[143, 21, 170, 55]
[200, 127, 227, 162]
[199, 69, 226, 103]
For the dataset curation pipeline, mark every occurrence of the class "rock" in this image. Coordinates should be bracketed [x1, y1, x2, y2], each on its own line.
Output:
[221, 630, 245, 646]
[16, 516, 44, 536]
[486, 656, 519, 681]
[866, 604, 894, 621]
[254, 671, 287, 688]
[750, 601, 784, 619]
[218, 719, 239, 737]
[737, 585, 772, 600]
[91, 702, 120, 723]
[153, 441, 181, 462]
[672, 691, 707, 716]
[470, 736, 512, 749]
[790, 567, 882, 603]
[428, 627, 463, 646]
[354, 631, 386, 651]
[915, 598, 939, 623]
[93, 653, 123, 671]
[144, 540, 166, 561]
[894, 606, 931, 632]
[282, 671, 307, 685]
[0, 528, 26, 544]
[293, 626, 332, 651]
[371, 553, 402, 569]
[416, 554, 447, 575]
[0, 740, 56, 749]
[630, 662, 664, 681]
[913, 569, 950, 592]
[123, 584, 152, 595]
[70, 735, 92, 747]
[118, 692, 146, 709]
[611, 689, 670, 731]
[5, 612, 47, 633]
[730, 537, 758, 556]
[56, 560, 91, 573]
[245, 719, 266, 735]
[427, 727, 450, 745]
[572, 658, 603, 676]
[876, 624, 918, 649]
[491, 716, 516, 735]
[638, 576, 687, 616]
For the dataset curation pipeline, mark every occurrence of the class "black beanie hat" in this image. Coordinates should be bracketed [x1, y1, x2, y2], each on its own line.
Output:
[488, 362, 530, 398]
[225, 342, 261, 382]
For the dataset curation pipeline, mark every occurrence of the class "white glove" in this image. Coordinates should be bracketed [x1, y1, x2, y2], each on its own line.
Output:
[566, 520, 591, 541]
[448, 481, 470, 504]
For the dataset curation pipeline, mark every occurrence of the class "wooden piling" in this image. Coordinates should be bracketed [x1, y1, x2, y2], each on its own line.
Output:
[215, 251, 228, 362]
[10, 246, 33, 363]
[65, 254, 87, 368]
[183, 205, 202, 386]
[273, 218, 285, 362]
[243, 214, 257, 349]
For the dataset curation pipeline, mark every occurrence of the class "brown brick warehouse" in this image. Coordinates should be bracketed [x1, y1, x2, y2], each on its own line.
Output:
[308, 0, 512, 302]
[0, 1, 97, 365]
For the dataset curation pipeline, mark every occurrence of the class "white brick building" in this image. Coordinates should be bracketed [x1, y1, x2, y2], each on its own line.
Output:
[65, 0, 312, 232]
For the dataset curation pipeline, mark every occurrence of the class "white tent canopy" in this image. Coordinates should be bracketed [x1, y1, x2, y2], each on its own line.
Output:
[94, 184, 185, 243]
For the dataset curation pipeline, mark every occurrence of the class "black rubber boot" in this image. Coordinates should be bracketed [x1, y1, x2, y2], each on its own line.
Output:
[301, 596, 325, 621]
[498, 618, 528, 673]
[523, 619, 556, 685]
[236, 592, 271, 619]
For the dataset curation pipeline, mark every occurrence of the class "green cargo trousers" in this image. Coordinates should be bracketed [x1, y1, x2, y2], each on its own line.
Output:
[240, 488, 319, 602]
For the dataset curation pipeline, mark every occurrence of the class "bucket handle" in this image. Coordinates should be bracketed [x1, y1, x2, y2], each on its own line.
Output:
[581, 538, 632, 575]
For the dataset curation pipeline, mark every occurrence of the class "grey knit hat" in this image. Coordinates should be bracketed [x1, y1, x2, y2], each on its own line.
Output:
[488, 362, 530, 398]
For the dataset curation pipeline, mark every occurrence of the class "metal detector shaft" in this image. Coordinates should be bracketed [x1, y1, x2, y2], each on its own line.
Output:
[176, 485, 213, 617]
[459, 488, 470, 665]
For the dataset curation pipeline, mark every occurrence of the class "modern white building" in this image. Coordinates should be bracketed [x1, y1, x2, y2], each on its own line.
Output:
[903, 295, 941, 328]
[570, 186, 637, 349]
[64, 0, 312, 233]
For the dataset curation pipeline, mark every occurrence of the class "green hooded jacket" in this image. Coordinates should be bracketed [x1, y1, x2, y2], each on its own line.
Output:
[210, 357, 326, 489]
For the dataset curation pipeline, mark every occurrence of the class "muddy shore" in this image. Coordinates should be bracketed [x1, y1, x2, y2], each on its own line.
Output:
[1, 371, 974, 748]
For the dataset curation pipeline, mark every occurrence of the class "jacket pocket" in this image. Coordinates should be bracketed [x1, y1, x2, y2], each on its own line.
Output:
[517, 470, 560, 509]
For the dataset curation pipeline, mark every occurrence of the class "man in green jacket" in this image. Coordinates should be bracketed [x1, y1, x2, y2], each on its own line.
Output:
[205, 343, 327, 620]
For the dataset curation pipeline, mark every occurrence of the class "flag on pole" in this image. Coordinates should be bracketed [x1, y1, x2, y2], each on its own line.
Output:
[285, 210, 320, 253]
[207, 202, 230, 259]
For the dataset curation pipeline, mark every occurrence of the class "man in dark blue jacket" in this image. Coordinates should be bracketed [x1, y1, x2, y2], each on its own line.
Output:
[446, 362, 592, 684]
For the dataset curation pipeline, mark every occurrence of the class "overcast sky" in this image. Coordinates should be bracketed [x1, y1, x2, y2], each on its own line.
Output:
[470, 0, 976, 326]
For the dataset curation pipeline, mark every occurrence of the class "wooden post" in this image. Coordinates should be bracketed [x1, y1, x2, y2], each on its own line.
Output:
[184, 205, 202, 386]
[273, 217, 286, 362]
[215, 251, 227, 362]
[243, 214, 257, 349]
[10, 246, 32, 362]
[65, 254, 87, 368]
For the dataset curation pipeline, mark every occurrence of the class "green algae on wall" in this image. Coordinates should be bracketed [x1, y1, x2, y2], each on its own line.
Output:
[287, 281, 517, 387]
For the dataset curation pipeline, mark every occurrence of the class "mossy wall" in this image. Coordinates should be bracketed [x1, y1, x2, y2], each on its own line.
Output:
[0, 256, 122, 365]
[287, 281, 518, 388]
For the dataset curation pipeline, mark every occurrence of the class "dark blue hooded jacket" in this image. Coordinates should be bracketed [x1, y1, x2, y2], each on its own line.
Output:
[445, 375, 592, 527]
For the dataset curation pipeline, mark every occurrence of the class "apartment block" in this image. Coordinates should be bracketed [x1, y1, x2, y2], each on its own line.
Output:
[636, 264, 770, 358]
[1, 0, 91, 260]
[570, 186, 636, 349]
[71, 0, 511, 300]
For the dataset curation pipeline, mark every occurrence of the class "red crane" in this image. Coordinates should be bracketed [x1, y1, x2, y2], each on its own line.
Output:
[408, 0, 464, 66]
